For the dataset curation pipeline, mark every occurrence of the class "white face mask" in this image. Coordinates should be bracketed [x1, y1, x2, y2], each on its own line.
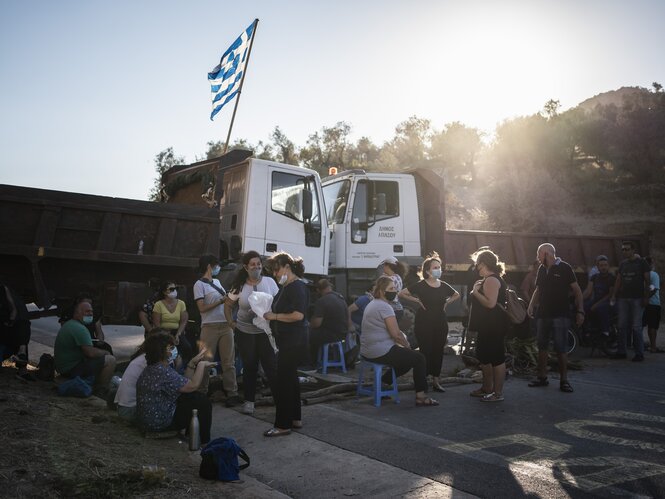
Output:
[430, 268, 442, 279]
[168, 291, 177, 299]
[279, 273, 288, 285]
[169, 346, 178, 363]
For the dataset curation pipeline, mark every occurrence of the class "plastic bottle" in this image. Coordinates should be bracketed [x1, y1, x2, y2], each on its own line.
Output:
[189, 409, 200, 451]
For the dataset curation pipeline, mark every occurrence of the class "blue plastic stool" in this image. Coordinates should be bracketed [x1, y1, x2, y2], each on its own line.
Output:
[320, 341, 347, 374]
[357, 358, 400, 407]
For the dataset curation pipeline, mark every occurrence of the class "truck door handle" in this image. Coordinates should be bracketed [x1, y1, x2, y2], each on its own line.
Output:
[266, 243, 277, 252]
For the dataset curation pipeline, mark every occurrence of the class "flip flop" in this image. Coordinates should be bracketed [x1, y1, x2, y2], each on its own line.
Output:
[415, 397, 439, 407]
[263, 428, 291, 437]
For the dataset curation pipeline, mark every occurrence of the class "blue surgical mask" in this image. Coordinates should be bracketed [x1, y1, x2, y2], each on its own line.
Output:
[430, 269, 442, 279]
[212, 265, 221, 276]
[169, 346, 178, 363]
[82, 316, 94, 325]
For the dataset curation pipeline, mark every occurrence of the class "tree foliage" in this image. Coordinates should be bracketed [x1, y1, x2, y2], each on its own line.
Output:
[148, 147, 185, 201]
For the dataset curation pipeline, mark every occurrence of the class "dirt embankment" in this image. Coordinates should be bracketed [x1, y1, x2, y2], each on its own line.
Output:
[0, 365, 223, 498]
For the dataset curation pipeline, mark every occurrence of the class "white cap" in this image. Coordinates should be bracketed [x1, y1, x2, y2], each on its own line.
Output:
[381, 256, 398, 265]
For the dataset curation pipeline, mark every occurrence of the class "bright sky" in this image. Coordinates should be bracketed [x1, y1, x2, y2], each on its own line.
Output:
[1, 0, 663, 200]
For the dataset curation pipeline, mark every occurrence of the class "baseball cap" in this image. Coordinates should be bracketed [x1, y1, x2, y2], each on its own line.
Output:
[381, 256, 398, 265]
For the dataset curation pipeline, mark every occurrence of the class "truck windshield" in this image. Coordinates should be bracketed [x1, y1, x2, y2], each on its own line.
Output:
[322, 180, 351, 224]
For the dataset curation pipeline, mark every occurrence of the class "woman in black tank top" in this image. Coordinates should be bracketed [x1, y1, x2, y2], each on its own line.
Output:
[469, 249, 509, 402]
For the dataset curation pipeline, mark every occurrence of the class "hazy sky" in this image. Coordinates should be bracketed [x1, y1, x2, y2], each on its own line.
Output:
[1, 0, 663, 200]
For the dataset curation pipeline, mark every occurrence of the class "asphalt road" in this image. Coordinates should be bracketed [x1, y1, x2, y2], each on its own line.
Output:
[28, 317, 665, 498]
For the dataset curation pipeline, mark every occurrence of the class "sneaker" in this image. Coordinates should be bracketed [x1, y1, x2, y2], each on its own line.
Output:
[241, 401, 255, 415]
[480, 392, 504, 402]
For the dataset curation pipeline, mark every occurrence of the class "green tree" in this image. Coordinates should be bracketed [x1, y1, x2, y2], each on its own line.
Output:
[271, 126, 299, 164]
[385, 116, 432, 169]
[148, 147, 185, 201]
[430, 122, 483, 183]
[300, 122, 352, 177]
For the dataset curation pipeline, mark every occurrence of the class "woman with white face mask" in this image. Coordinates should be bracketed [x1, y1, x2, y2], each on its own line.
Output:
[261, 252, 308, 437]
[194, 254, 240, 405]
[152, 280, 191, 369]
[225, 250, 279, 415]
[399, 252, 460, 392]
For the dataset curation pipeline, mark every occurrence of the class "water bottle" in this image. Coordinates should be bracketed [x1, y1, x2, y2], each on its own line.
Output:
[188, 409, 200, 451]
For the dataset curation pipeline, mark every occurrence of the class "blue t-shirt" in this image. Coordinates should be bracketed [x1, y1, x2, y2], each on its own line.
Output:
[351, 294, 372, 331]
[136, 363, 188, 431]
[649, 271, 660, 306]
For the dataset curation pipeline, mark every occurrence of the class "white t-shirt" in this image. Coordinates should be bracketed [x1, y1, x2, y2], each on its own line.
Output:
[193, 278, 227, 325]
[230, 277, 279, 334]
[114, 354, 147, 408]
[360, 299, 398, 359]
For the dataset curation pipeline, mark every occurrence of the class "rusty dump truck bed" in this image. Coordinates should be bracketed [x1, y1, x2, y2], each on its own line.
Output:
[0, 184, 220, 322]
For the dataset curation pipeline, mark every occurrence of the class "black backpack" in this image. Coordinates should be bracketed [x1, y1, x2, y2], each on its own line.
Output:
[36, 353, 55, 381]
[199, 437, 249, 482]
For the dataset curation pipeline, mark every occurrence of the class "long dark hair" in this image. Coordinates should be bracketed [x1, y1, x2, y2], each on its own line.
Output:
[267, 252, 305, 278]
[198, 254, 219, 275]
[229, 250, 262, 294]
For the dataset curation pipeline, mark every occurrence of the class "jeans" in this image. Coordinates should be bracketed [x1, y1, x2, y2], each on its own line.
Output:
[617, 298, 645, 357]
[235, 331, 277, 402]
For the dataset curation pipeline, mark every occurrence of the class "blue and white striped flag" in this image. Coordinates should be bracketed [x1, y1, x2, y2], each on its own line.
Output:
[208, 21, 256, 121]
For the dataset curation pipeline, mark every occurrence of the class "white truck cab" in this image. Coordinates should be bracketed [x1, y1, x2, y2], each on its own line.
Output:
[219, 158, 328, 277]
[322, 169, 428, 296]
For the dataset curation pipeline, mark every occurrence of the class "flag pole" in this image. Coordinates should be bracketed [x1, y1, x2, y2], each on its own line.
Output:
[223, 18, 259, 155]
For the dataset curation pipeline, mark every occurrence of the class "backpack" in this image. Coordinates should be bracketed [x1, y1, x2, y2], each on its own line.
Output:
[57, 376, 93, 398]
[498, 288, 528, 324]
[199, 437, 250, 482]
[36, 353, 55, 381]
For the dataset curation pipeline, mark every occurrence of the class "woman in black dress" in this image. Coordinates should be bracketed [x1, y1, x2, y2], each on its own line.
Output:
[399, 252, 460, 392]
[469, 249, 509, 402]
[262, 252, 309, 437]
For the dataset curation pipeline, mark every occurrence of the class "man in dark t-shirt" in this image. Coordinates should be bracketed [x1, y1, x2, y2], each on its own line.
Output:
[610, 241, 650, 361]
[526, 243, 584, 393]
[308, 279, 350, 367]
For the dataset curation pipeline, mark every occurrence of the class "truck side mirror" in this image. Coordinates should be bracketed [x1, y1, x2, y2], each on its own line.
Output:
[302, 189, 313, 220]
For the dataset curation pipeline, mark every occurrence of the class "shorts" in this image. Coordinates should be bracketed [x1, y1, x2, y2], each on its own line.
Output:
[537, 317, 570, 353]
[643, 305, 661, 329]
[61, 355, 105, 380]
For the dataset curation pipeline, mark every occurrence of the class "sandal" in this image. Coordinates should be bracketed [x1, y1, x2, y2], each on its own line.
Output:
[470, 388, 491, 398]
[263, 428, 291, 437]
[528, 377, 549, 387]
[559, 381, 574, 393]
[415, 397, 439, 407]
[480, 392, 504, 402]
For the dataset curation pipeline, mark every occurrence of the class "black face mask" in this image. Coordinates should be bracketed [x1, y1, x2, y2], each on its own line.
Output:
[384, 291, 397, 301]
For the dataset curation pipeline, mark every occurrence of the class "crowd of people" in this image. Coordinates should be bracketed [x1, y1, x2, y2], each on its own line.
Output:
[2, 240, 660, 444]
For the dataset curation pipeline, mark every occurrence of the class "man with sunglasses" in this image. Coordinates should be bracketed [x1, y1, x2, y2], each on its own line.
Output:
[610, 241, 650, 361]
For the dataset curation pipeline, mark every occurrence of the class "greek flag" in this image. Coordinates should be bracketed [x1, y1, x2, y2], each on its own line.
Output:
[208, 21, 256, 121]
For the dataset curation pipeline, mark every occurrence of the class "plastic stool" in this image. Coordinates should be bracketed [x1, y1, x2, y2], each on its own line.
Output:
[320, 341, 347, 374]
[357, 359, 400, 407]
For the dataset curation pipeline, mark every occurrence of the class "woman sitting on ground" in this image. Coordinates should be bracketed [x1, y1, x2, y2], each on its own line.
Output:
[152, 281, 192, 369]
[136, 333, 215, 443]
[360, 276, 438, 407]
[114, 328, 208, 423]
